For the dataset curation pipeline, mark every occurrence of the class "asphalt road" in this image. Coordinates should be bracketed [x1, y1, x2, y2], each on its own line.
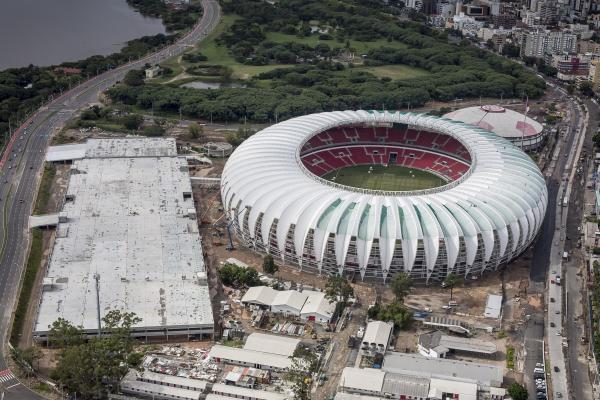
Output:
[562, 98, 598, 400]
[524, 82, 585, 400]
[0, 2, 221, 398]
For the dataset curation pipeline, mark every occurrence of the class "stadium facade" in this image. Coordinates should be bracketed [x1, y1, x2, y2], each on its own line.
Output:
[221, 111, 548, 283]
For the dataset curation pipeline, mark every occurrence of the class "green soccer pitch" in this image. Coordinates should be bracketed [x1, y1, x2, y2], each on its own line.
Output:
[322, 164, 446, 191]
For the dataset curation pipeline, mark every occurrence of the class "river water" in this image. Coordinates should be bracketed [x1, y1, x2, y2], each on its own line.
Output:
[0, 0, 165, 70]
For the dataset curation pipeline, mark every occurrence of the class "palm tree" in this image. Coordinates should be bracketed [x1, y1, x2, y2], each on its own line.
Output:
[443, 273, 461, 301]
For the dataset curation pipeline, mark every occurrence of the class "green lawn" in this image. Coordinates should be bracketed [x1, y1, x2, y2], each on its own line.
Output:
[158, 14, 423, 82]
[193, 15, 291, 79]
[322, 164, 445, 191]
[358, 65, 430, 80]
[264, 32, 409, 54]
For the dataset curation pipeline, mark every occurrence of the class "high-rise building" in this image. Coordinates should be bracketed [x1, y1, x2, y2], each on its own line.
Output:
[521, 29, 577, 58]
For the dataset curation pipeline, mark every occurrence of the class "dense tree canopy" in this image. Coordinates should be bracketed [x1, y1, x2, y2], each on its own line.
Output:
[50, 310, 143, 399]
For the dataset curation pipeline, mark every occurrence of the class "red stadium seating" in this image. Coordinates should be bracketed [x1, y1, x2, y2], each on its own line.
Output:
[299, 125, 471, 182]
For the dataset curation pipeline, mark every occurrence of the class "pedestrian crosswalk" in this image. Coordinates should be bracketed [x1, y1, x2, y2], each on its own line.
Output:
[0, 369, 15, 383]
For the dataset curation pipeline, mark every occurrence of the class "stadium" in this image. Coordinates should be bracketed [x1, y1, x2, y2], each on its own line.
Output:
[221, 111, 548, 283]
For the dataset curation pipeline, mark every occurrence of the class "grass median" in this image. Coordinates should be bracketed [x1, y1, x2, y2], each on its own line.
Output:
[10, 228, 43, 346]
[33, 165, 56, 215]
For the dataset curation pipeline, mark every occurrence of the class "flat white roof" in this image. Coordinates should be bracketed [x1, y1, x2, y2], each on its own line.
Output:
[439, 335, 497, 354]
[46, 143, 87, 162]
[334, 394, 381, 400]
[210, 345, 293, 370]
[272, 290, 308, 312]
[121, 380, 201, 400]
[300, 291, 335, 319]
[34, 138, 213, 336]
[211, 383, 288, 400]
[363, 321, 393, 346]
[382, 373, 430, 398]
[244, 333, 300, 357]
[382, 353, 503, 388]
[484, 294, 503, 319]
[242, 286, 336, 319]
[140, 370, 207, 391]
[29, 214, 59, 228]
[340, 368, 385, 393]
[242, 286, 278, 306]
[428, 378, 477, 400]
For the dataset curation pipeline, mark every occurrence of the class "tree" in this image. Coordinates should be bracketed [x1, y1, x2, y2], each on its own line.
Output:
[443, 273, 461, 301]
[579, 81, 595, 97]
[48, 317, 85, 348]
[325, 276, 354, 306]
[507, 382, 528, 400]
[142, 124, 165, 137]
[367, 302, 413, 330]
[50, 310, 142, 399]
[218, 263, 261, 287]
[121, 114, 143, 131]
[390, 272, 413, 303]
[188, 122, 204, 139]
[286, 346, 318, 400]
[262, 254, 278, 275]
[123, 69, 145, 86]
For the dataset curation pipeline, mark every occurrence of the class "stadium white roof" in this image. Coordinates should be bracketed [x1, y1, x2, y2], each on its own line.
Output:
[34, 138, 213, 336]
[444, 105, 543, 139]
[243, 333, 300, 357]
[222, 111, 547, 278]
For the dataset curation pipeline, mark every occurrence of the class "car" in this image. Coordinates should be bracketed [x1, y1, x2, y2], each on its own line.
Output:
[554, 366, 560, 372]
[555, 310, 560, 314]
[536, 363, 544, 368]
[19, 199, 24, 204]
[550, 297, 555, 302]
[556, 392, 563, 398]
[550, 322, 555, 327]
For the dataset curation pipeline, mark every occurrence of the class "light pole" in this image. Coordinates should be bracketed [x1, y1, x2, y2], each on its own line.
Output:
[94, 273, 102, 337]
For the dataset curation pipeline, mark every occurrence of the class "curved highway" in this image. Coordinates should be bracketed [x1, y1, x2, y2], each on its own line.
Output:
[0, 1, 220, 398]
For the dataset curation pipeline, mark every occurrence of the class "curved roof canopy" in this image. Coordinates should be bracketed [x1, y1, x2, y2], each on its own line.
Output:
[221, 111, 548, 275]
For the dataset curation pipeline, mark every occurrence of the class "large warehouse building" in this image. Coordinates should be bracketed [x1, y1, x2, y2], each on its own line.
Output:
[221, 110, 547, 283]
[34, 138, 214, 341]
[443, 105, 545, 150]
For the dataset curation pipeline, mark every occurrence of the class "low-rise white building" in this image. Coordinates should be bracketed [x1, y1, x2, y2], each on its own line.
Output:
[299, 291, 336, 323]
[242, 286, 337, 323]
[362, 321, 393, 355]
[243, 333, 300, 357]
